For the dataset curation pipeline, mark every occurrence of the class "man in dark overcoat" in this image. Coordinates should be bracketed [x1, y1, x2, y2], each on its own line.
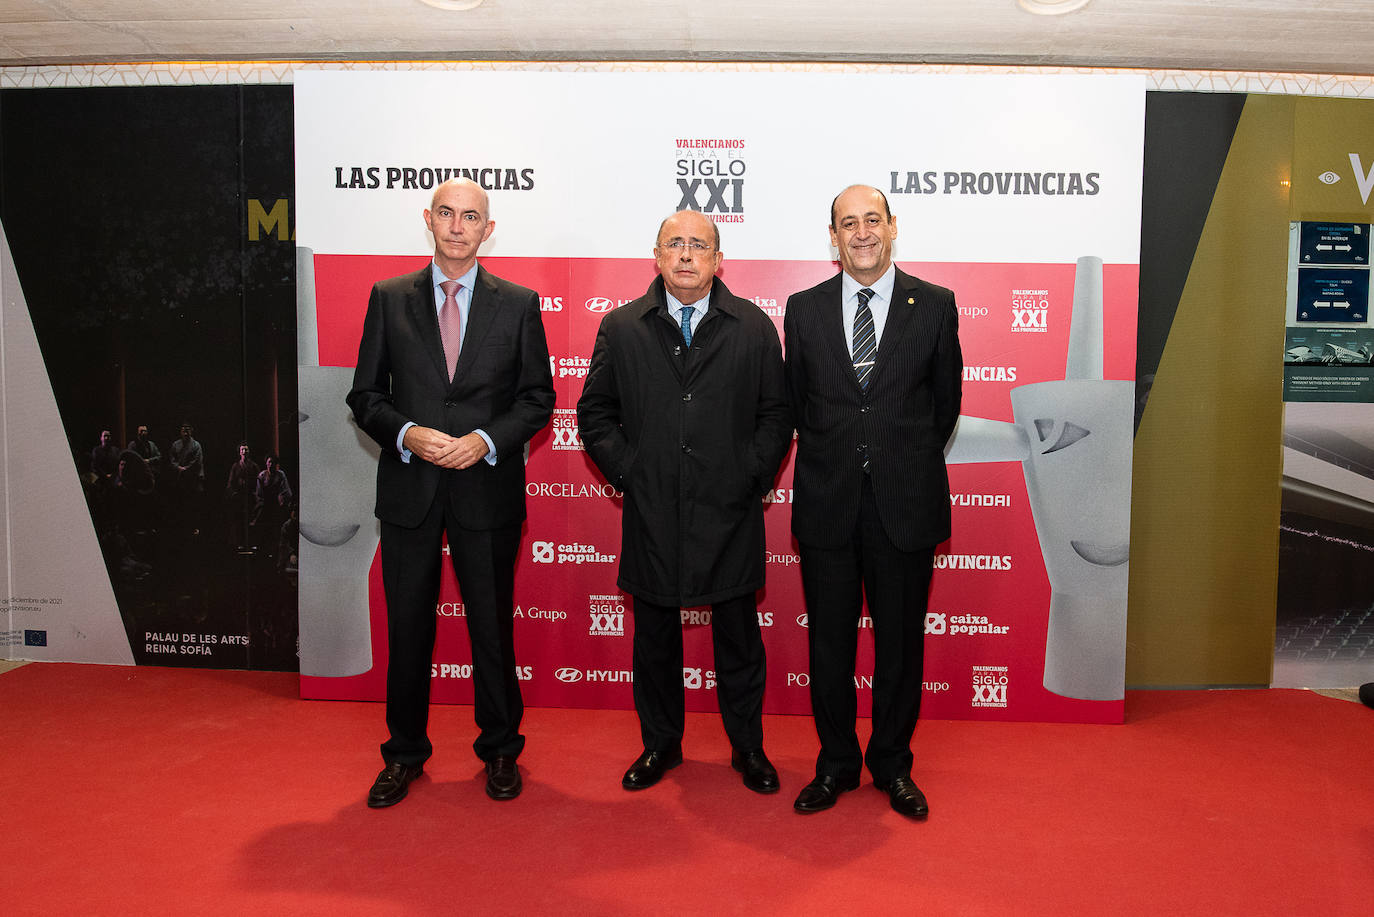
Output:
[577, 209, 792, 794]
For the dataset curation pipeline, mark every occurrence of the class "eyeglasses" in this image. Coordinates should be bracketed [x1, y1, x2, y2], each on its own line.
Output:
[657, 240, 715, 253]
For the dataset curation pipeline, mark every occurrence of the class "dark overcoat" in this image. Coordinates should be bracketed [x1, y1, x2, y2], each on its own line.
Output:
[577, 275, 791, 606]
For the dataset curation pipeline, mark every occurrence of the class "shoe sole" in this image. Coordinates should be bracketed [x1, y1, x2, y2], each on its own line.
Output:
[365, 786, 406, 808]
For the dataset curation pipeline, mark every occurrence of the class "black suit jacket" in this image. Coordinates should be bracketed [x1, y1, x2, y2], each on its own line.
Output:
[784, 267, 962, 552]
[347, 263, 555, 530]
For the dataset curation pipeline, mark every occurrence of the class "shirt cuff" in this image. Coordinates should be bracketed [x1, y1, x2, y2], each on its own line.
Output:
[474, 428, 498, 466]
[397, 421, 416, 463]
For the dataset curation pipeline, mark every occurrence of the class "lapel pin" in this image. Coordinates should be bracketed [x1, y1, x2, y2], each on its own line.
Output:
[908, 297, 915, 304]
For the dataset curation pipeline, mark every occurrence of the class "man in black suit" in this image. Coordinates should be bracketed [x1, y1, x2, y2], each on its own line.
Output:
[784, 184, 962, 818]
[577, 209, 792, 794]
[347, 178, 554, 808]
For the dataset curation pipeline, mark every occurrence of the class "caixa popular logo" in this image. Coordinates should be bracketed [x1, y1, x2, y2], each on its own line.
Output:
[682, 666, 716, 690]
[555, 357, 590, 380]
[555, 666, 584, 683]
[531, 541, 616, 565]
[971, 665, 1009, 708]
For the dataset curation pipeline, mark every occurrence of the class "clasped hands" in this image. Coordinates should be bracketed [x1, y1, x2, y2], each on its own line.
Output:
[403, 426, 489, 470]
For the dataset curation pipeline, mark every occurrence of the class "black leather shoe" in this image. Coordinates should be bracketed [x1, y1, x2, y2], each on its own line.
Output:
[731, 748, 780, 794]
[485, 755, 522, 800]
[367, 762, 423, 809]
[621, 747, 683, 790]
[792, 773, 860, 813]
[876, 775, 929, 818]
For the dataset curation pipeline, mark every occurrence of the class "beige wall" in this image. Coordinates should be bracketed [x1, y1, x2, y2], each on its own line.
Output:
[1128, 95, 1374, 686]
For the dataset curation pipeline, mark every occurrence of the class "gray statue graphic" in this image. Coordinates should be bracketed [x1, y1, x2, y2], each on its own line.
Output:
[296, 248, 381, 677]
[945, 256, 1132, 701]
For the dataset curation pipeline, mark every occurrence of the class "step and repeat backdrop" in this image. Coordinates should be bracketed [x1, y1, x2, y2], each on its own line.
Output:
[295, 70, 1143, 723]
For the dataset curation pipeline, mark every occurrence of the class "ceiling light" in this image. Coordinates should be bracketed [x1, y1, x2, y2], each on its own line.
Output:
[418, 0, 486, 10]
[1017, 0, 1093, 15]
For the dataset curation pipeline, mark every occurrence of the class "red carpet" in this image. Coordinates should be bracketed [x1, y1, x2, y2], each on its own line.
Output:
[4, 663, 1371, 915]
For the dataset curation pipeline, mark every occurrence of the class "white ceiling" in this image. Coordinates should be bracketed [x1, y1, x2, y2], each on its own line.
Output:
[0, 0, 1372, 75]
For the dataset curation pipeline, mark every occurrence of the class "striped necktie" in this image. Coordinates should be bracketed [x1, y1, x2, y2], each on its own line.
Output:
[853, 287, 876, 389]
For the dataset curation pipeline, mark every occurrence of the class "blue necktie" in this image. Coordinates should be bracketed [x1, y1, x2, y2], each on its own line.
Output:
[853, 288, 876, 389]
[680, 305, 695, 347]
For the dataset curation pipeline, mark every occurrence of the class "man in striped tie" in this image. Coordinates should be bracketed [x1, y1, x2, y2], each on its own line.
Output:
[784, 184, 963, 819]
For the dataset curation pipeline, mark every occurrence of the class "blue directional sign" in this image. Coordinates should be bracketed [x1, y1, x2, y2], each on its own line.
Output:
[1296, 268, 1369, 323]
[1299, 222, 1370, 266]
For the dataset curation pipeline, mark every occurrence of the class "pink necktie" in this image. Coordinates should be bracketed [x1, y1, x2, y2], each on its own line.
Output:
[438, 280, 462, 381]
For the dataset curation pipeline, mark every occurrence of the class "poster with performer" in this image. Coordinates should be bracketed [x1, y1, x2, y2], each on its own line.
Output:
[295, 70, 1144, 723]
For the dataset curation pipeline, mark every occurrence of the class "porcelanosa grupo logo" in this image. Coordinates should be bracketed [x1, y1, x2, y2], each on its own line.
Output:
[674, 136, 747, 224]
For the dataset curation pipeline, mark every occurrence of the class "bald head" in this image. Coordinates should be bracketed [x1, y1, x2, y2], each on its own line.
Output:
[829, 184, 898, 286]
[654, 209, 723, 304]
[425, 178, 496, 277]
[657, 210, 720, 251]
[431, 177, 490, 218]
[829, 184, 891, 229]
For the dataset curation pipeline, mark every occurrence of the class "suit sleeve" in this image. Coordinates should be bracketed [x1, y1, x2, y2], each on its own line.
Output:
[479, 288, 555, 461]
[749, 316, 793, 496]
[346, 282, 408, 453]
[576, 316, 634, 488]
[782, 293, 809, 434]
[933, 293, 963, 446]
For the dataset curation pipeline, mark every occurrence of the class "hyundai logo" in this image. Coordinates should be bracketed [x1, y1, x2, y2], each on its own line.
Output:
[585, 297, 616, 313]
[796, 613, 809, 628]
[555, 667, 584, 683]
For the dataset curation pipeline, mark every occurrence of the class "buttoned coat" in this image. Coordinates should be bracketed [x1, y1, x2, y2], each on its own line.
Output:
[347, 264, 555, 529]
[785, 267, 962, 552]
[577, 275, 791, 607]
